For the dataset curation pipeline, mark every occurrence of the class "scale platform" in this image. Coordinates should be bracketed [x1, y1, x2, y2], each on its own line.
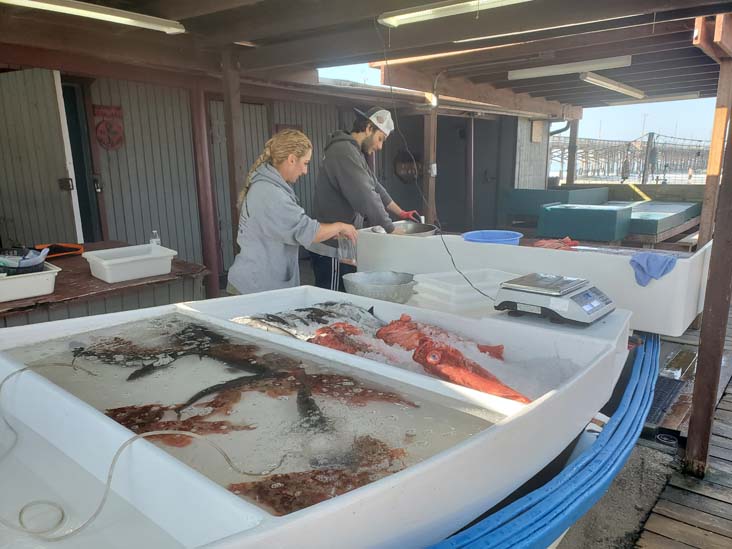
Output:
[495, 273, 615, 325]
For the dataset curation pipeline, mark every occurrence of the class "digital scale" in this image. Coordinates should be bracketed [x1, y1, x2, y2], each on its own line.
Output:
[494, 273, 615, 325]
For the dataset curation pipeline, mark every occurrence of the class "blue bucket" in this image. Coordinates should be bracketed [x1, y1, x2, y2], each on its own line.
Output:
[461, 230, 523, 245]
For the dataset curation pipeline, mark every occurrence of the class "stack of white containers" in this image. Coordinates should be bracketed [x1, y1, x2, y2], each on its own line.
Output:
[409, 268, 519, 317]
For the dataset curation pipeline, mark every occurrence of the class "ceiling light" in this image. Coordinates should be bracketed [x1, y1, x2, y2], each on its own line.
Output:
[0, 0, 185, 34]
[606, 92, 701, 106]
[378, 0, 533, 28]
[579, 72, 645, 99]
[507, 56, 632, 80]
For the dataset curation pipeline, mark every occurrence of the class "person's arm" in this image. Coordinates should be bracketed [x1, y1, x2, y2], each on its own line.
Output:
[313, 222, 357, 243]
[386, 201, 421, 222]
[330, 147, 394, 232]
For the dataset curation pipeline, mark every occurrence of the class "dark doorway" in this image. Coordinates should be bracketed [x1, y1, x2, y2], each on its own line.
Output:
[62, 82, 102, 242]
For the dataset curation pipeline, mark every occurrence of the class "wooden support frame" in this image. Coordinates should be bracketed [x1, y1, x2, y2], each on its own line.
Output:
[222, 48, 246, 254]
[685, 96, 732, 477]
[190, 82, 222, 298]
[566, 120, 579, 185]
[699, 59, 732, 247]
[423, 109, 437, 224]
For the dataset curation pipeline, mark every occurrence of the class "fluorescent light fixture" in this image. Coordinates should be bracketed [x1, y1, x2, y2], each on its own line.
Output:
[507, 56, 632, 80]
[378, 0, 533, 28]
[606, 92, 701, 106]
[579, 72, 645, 99]
[0, 0, 186, 34]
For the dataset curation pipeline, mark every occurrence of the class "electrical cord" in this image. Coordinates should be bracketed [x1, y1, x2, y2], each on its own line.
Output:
[0, 365, 288, 542]
[372, 18, 496, 303]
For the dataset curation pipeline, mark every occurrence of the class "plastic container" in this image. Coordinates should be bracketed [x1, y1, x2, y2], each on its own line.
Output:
[337, 236, 357, 267]
[414, 268, 518, 307]
[342, 271, 416, 303]
[82, 244, 177, 284]
[0, 262, 61, 303]
[0, 248, 46, 276]
[462, 230, 523, 245]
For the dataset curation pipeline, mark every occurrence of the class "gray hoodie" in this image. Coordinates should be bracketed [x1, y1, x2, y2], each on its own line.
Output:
[227, 163, 319, 295]
[313, 131, 394, 249]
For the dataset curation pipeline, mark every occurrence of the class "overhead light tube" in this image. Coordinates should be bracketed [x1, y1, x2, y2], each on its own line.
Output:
[579, 71, 645, 99]
[507, 56, 632, 80]
[0, 0, 186, 34]
[378, 0, 533, 28]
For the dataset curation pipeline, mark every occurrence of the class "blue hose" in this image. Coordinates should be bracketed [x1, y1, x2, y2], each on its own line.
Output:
[434, 334, 660, 549]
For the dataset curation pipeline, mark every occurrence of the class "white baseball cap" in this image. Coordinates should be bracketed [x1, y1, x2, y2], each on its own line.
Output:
[354, 106, 394, 136]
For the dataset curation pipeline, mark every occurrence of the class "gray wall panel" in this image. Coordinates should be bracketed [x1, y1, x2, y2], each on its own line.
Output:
[90, 79, 202, 262]
[0, 69, 77, 245]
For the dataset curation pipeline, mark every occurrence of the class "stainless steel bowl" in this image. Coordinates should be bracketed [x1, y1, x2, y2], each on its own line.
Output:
[391, 220, 438, 236]
[342, 271, 416, 304]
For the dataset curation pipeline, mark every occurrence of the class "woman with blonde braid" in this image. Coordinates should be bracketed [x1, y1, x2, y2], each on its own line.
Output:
[227, 129, 357, 295]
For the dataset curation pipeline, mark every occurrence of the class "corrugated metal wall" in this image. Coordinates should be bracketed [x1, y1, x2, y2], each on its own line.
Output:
[272, 101, 340, 216]
[90, 79, 203, 263]
[208, 100, 270, 271]
[0, 69, 78, 246]
[515, 117, 549, 190]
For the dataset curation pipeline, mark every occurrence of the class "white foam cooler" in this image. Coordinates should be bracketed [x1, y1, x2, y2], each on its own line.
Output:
[0, 288, 631, 548]
[357, 230, 712, 337]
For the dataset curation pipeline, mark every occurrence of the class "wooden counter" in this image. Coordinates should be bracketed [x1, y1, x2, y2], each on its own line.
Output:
[0, 241, 208, 328]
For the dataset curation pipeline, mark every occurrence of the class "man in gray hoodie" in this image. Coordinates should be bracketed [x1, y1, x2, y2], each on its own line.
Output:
[309, 106, 420, 291]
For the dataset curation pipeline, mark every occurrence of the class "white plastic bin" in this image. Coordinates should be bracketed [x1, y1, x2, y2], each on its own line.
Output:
[82, 244, 177, 283]
[415, 268, 518, 306]
[0, 262, 61, 303]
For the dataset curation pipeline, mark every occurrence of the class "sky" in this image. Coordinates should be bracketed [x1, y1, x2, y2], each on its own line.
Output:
[318, 64, 716, 143]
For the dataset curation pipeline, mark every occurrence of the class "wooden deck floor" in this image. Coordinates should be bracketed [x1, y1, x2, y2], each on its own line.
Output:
[636, 380, 732, 548]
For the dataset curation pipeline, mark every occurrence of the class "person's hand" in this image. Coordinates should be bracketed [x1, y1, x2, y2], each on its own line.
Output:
[399, 210, 421, 222]
[338, 223, 358, 243]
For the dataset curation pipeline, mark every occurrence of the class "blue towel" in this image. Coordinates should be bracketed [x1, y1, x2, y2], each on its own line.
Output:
[630, 252, 677, 286]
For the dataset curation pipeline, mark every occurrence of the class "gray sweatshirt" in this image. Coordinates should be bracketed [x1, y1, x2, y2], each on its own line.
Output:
[227, 163, 319, 295]
[313, 131, 394, 247]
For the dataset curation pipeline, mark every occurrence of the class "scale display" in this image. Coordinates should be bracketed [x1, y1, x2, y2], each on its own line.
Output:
[494, 273, 615, 325]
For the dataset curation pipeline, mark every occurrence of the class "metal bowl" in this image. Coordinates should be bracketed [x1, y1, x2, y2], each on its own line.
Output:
[391, 220, 438, 236]
[342, 271, 416, 304]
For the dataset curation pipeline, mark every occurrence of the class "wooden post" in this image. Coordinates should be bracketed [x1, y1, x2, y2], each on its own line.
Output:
[190, 83, 221, 298]
[222, 48, 246, 252]
[699, 60, 732, 247]
[684, 103, 732, 477]
[423, 109, 438, 224]
[641, 132, 655, 184]
[466, 116, 475, 230]
[566, 120, 578, 185]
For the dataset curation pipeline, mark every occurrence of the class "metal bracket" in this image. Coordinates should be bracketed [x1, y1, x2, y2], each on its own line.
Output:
[58, 177, 74, 191]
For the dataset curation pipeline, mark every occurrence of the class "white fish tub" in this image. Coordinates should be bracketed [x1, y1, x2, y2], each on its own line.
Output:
[357, 230, 712, 337]
[0, 288, 630, 548]
[0, 262, 61, 303]
[82, 244, 177, 283]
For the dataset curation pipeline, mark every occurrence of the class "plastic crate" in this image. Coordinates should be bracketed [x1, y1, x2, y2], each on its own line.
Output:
[82, 244, 177, 284]
[0, 262, 61, 302]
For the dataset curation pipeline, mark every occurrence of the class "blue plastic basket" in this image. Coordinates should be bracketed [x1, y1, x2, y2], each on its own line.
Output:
[461, 230, 523, 245]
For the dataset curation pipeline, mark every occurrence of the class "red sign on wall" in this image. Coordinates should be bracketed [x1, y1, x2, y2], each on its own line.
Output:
[93, 104, 124, 151]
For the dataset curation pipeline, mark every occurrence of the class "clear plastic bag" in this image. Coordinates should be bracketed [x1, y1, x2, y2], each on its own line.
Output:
[337, 236, 357, 266]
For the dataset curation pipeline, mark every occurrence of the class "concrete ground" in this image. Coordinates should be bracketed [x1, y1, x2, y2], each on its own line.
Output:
[558, 442, 678, 548]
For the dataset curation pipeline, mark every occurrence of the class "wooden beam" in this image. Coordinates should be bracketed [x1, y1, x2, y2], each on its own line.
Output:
[694, 16, 727, 62]
[234, 1, 732, 71]
[190, 82, 222, 298]
[146, 0, 261, 21]
[566, 120, 579, 185]
[700, 60, 732, 246]
[382, 64, 582, 120]
[222, 49, 247, 254]
[385, 20, 695, 74]
[685, 84, 732, 476]
[423, 109, 437, 225]
[194, 0, 432, 44]
[714, 13, 732, 57]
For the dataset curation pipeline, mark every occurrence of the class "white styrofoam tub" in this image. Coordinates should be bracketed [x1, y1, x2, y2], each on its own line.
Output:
[0, 262, 61, 303]
[82, 244, 177, 283]
[357, 231, 712, 337]
[0, 289, 630, 548]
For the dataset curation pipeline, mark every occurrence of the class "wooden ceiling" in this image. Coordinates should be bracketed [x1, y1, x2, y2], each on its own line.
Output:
[1, 0, 731, 112]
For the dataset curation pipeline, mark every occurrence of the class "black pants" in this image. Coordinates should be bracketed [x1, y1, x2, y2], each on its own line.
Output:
[310, 252, 356, 292]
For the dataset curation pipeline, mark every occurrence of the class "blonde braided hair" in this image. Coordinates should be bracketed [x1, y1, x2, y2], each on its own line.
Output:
[237, 129, 313, 211]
